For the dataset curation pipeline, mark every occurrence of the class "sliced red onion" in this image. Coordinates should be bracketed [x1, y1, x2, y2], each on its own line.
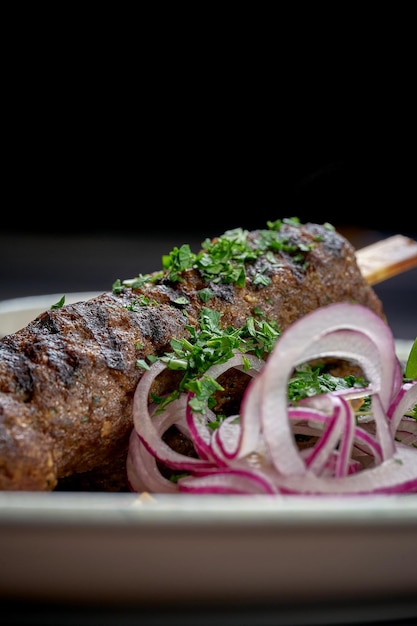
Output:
[177, 466, 277, 494]
[185, 396, 217, 462]
[185, 352, 263, 465]
[131, 360, 214, 472]
[241, 304, 401, 477]
[265, 445, 417, 495]
[388, 382, 417, 434]
[289, 396, 343, 476]
[127, 430, 179, 494]
[128, 302, 417, 496]
[211, 414, 241, 462]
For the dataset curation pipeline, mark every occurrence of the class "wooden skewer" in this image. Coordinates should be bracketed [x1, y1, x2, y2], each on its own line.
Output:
[356, 234, 417, 286]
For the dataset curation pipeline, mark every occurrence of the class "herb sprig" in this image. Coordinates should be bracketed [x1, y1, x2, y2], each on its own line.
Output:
[137, 306, 369, 418]
[405, 337, 417, 380]
[113, 217, 315, 293]
[137, 306, 281, 414]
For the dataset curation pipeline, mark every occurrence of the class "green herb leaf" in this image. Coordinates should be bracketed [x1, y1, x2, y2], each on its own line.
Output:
[198, 288, 214, 303]
[136, 359, 150, 370]
[51, 296, 65, 309]
[126, 218, 318, 290]
[405, 337, 417, 379]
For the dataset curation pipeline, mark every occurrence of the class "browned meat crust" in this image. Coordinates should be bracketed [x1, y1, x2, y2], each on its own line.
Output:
[0, 222, 385, 491]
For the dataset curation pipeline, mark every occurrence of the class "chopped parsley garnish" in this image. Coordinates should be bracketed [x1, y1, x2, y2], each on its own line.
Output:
[287, 366, 368, 402]
[125, 296, 158, 310]
[113, 217, 315, 293]
[137, 306, 281, 414]
[136, 305, 369, 418]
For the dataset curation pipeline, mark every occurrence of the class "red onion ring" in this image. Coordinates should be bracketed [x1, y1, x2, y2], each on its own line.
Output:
[127, 302, 417, 495]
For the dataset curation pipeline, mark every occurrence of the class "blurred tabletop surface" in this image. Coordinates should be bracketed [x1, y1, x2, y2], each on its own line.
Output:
[0, 225, 416, 341]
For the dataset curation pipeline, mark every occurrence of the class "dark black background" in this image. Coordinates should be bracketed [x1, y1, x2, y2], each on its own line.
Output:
[3, 62, 415, 243]
[3, 137, 415, 240]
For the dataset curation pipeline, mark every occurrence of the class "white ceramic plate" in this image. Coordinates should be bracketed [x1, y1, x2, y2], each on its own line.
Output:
[0, 294, 416, 611]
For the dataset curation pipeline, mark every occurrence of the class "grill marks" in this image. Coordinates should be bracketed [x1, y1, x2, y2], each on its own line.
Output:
[0, 289, 193, 490]
[0, 222, 386, 491]
[74, 302, 126, 371]
[0, 343, 34, 400]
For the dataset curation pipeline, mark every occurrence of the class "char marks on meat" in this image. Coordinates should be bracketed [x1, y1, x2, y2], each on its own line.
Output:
[0, 221, 385, 491]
